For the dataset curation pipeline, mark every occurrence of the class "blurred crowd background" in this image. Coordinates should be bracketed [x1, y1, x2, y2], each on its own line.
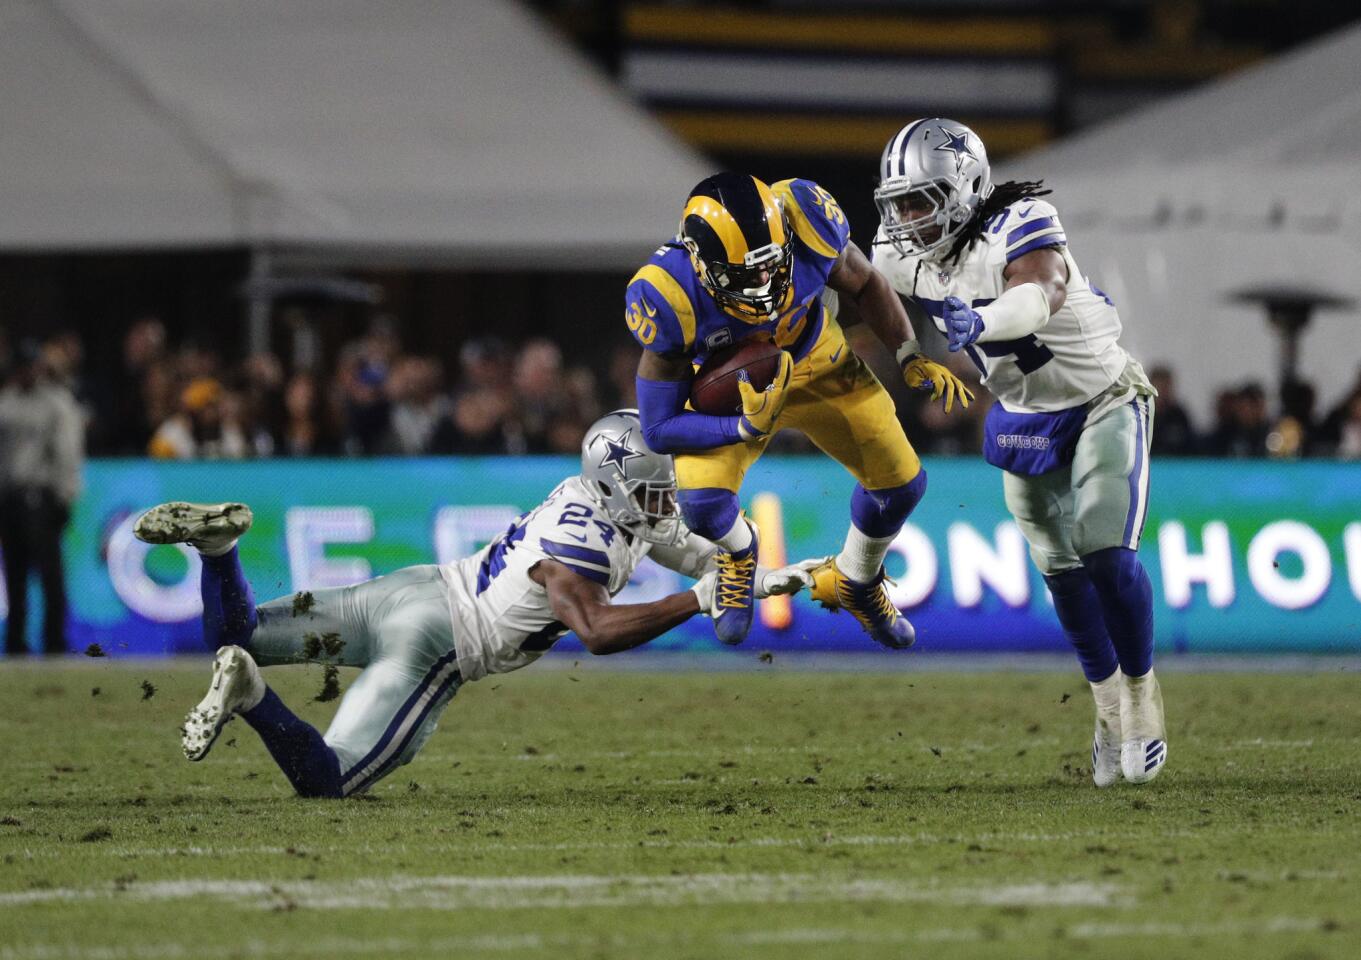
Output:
[7, 318, 1361, 462]
[3, 0, 1359, 465]
[2, 0, 1359, 656]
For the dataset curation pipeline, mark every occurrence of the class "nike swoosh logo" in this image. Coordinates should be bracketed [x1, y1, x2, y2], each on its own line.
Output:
[829, 344, 845, 364]
[641, 297, 658, 318]
[1018, 204, 1035, 218]
[560, 531, 588, 544]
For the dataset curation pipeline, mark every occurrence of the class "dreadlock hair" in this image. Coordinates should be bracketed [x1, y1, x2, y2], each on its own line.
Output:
[943, 179, 1051, 264]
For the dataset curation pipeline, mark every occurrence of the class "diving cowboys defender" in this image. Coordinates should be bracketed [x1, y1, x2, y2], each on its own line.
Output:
[134, 411, 813, 798]
[629, 173, 974, 650]
[871, 119, 1165, 786]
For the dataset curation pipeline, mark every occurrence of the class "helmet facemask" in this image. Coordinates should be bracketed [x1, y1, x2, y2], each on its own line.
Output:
[875, 119, 994, 263]
[875, 177, 973, 261]
[594, 475, 683, 546]
[685, 234, 793, 322]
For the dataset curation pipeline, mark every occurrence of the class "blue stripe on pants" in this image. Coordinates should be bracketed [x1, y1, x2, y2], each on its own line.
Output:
[340, 650, 460, 794]
[1122, 399, 1147, 547]
[343, 666, 462, 796]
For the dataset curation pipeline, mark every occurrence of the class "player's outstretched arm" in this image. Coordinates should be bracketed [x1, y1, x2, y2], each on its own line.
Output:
[648, 532, 816, 598]
[827, 240, 916, 352]
[1003, 247, 1067, 313]
[530, 558, 708, 655]
[635, 351, 744, 453]
[945, 248, 1069, 352]
[829, 240, 974, 412]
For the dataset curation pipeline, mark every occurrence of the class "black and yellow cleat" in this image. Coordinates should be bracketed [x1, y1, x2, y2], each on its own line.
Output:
[810, 558, 915, 649]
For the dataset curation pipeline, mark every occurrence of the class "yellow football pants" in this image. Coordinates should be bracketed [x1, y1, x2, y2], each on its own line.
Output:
[674, 319, 922, 493]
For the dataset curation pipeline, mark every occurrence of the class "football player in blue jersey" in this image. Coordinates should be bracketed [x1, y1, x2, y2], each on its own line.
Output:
[871, 119, 1165, 785]
[627, 173, 973, 649]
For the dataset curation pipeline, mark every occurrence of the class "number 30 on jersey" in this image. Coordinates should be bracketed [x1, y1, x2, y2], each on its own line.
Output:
[626, 299, 658, 345]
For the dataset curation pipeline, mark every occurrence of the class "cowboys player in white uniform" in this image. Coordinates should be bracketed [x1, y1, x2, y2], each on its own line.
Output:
[871, 119, 1165, 786]
[133, 411, 813, 798]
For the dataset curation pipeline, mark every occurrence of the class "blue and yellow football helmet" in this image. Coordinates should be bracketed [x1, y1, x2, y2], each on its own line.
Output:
[679, 173, 793, 322]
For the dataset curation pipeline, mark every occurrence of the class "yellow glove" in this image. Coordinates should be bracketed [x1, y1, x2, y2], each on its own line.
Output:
[736, 350, 794, 441]
[902, 351, 974, 414]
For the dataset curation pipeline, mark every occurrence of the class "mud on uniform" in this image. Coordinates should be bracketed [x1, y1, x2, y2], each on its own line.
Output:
[250, 476, 711, 794]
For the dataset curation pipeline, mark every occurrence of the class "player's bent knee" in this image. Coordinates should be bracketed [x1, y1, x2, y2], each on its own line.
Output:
[679, 488, 740, 540]
[1070, 511, 1126, 561]
[850, 470, 927, 538]
[1031, 548, 1078, 578]
[1080, 545, 1145, 589]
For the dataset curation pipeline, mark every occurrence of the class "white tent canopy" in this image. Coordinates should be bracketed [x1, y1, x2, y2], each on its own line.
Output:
[0, 0, 710, 268]
[997, 25, 1361, 421]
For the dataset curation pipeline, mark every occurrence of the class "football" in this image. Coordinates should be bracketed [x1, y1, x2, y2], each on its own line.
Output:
[689, 339, 786, 415]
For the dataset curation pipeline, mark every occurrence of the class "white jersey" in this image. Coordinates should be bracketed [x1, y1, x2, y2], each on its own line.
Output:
[441, 476, 652, 682]
[875, 198, 1146, 413]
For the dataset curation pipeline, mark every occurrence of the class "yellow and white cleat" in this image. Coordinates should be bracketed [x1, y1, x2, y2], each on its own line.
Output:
[1120, 668, 1167, 784]
[809, 557, 915, 649]
[134, 501, 253, 554]
[182, 645, 265, 761]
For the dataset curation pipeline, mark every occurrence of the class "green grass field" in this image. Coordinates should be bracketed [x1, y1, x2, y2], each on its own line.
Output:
[1, 659, 1357, 959]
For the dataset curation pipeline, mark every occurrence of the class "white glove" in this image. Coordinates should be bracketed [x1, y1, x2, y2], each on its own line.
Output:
[691, 571, 720, 618]
[755, 558, 822, 599]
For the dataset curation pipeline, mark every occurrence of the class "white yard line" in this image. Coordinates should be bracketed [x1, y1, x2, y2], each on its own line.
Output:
[0, 916, 1337, 960]
[1222, 738, 1321, 749]
[7, 826, 1208, 861]
[0, 873, 1123, 911]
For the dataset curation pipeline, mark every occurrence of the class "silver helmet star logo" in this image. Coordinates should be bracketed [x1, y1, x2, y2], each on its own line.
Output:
[597, 430, 644, 472]
[932, 127, 975, 172]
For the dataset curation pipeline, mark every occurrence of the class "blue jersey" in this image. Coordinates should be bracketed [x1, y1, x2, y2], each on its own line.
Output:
[625, 179, 851, 365]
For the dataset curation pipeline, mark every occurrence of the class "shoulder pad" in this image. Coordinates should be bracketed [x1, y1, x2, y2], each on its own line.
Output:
[986, 198, 1066, 265]
[625, 261, 697, 355]
[771, 178, 851, 261]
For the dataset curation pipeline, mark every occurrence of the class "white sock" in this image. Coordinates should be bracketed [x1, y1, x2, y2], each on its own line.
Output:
[836, 525, 895, 583]
[1120, 667, 1164, 740]
[716, 515, 753, 553]
[196, 538, 238, 558]
[1091, 668, 1123, 723]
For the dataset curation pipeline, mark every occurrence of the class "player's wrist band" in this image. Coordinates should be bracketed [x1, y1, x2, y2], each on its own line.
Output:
[895, 339, 922, 367]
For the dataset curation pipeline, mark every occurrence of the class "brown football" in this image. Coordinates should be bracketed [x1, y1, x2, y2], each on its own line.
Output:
[689, 339, 785, 415]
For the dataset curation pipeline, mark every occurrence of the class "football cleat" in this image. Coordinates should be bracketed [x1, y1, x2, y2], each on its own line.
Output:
[183, 645, 265, 761]
[134, 501, 253, 555]
[1120, 669, 1167, 784]
[809, 558, 915, 649]
[712, 521, 759, 645]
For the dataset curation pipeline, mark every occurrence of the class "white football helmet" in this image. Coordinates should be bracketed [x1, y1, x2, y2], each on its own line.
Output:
[875, 118, 993, 262]
[580, 410, 683, 546]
